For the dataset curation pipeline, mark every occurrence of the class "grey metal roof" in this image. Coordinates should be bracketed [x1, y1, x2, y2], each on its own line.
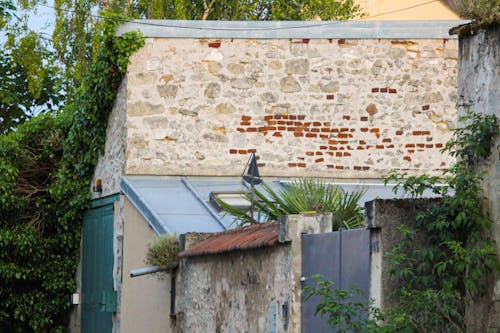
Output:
[120, 176, 286, 234]
[116, 20, 469, 39]
[120, 175, 446, 235]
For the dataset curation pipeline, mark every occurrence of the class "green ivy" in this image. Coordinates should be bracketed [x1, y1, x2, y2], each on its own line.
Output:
[306, 110, 498, 332]
[0, 13, 143, 332]
[384, 109, 499, 332]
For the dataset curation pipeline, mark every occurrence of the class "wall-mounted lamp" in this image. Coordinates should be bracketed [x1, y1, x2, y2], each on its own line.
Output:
[93, 179, 102, 193]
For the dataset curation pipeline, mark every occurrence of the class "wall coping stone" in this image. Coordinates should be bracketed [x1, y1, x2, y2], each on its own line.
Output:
[117, 19, 469, 39]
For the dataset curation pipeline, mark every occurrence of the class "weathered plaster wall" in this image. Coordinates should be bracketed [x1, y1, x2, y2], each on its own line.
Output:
[120, 197, 171, 333]
[457, 25, 500, 332]
[92, 78, 128, 199]
[180, 246, 291, 333]
[125, 37, 458, 178]
[175, 214, 331, 333]
[366, 198, 439, 312]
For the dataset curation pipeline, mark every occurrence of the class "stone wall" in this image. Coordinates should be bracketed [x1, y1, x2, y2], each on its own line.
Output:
[457, 24, 500, 332]
[125, 36, 458, 178]
[92, 78, 128, 198]
[175, 214, 331, 333]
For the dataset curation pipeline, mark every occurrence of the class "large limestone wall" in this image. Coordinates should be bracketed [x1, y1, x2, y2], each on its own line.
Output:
[126, 37, 458, 178]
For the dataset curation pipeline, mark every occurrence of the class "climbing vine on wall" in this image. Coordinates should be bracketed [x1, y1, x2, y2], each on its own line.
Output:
[0, 14, 143, 332]
[383, 109, 499, 332]
[306, 109, 499, 332]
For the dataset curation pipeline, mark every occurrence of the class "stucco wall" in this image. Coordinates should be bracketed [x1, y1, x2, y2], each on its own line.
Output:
[120, 197, 171, 333]
[457, 24, 500, 332]
[125, 36, 458, 178]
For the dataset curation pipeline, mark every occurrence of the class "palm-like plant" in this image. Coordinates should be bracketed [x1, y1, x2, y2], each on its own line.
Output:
[216, 179, 366, 230]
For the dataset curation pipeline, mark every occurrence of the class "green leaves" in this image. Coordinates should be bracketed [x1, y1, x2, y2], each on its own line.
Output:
[382, 109, 499, 332]
[145, 234, 179, 273]
[131, 0, 366, 21]
[217, 178, 366, 229]
[304, 275, 383, 333]
[0, 16, 144, 332]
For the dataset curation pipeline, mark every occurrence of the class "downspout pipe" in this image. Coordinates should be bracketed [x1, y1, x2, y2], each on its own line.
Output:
[130, 264, 178, 278]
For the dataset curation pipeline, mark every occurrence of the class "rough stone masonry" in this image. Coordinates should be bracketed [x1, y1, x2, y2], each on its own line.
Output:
[124, 36, 458, 178]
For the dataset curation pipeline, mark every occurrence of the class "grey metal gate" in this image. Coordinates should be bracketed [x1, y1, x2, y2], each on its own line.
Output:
[301, 228, 371, 333]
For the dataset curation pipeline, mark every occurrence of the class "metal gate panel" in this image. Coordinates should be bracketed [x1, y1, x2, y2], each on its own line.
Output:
[301, 228, 371, 333]
[81, 201, 115, 333]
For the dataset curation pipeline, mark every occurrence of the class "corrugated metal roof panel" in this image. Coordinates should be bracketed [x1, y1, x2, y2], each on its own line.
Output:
[179, 221, 280, 258]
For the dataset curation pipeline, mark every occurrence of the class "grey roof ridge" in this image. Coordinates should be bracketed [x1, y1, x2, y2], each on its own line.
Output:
[116, 19, 470, 39]
[120, 176, 170, 235]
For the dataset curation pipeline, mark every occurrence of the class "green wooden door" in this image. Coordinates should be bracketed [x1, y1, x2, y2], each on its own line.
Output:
[81, 197, 117, 333]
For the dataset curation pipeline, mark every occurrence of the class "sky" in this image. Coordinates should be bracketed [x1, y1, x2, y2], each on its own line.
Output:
[0, 1, 55, 44]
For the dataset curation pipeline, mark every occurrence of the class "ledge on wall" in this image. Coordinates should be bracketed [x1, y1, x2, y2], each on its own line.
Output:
[116, 19, 470, 39]
[449, 18, 499, 37]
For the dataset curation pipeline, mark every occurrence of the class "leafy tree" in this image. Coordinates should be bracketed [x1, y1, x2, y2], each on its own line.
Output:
[217, 178, 366, 229]
[443, 0, 500, 21]
[1, 0, 365, 130]
[0, 12, 144, 331]
[132, 0, 365, 21]
[0, 43, 62, 133]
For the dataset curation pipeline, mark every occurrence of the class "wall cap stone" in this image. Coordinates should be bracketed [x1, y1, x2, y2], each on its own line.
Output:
[117, 19, 469, 39]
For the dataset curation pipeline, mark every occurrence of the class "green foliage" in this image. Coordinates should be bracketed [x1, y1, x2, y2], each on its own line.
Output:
[0, 47, 62, 134]
[0, 15, 144, 332]
[145, 234, 179, 270]
[217, 178, 366, 229]
[130, 0, 365, 21]
[444, 0, 500, 21]
[307, 110, 498, 332]
[304, 275, 387, 333]
[383, 110, 499, 332]
[0, 0, 15, 29]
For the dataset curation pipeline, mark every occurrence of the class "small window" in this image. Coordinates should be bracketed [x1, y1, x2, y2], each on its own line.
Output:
[209, 191, 251, 211]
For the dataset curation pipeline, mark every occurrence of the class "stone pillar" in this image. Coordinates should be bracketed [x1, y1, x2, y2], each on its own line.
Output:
[365, 198, 439, 312]
[278, 214, 332, 333]
[457, 23, 500, 332]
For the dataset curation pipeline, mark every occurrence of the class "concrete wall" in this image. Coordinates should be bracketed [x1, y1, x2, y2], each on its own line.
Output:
[120, 197, 171, 333]
[366, 198, 439, 312]
[125, 36, 458, 178]
[354, 0, 460, 20]
[175, 214, 331, 333]
[457, 24, 500, 332]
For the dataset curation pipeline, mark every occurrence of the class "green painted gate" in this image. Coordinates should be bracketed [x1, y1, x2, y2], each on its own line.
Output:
[81, 196, 118, 333]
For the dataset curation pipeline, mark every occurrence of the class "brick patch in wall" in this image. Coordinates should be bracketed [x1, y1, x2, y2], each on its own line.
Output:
[231, 114, 445, 171]
[371, 87, 397, 94]
[208, 40, 221, 48]
[390, 40, 417, 47]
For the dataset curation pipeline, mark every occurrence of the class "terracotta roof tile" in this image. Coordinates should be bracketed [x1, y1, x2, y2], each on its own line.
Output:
[179, 221, 280, 258]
